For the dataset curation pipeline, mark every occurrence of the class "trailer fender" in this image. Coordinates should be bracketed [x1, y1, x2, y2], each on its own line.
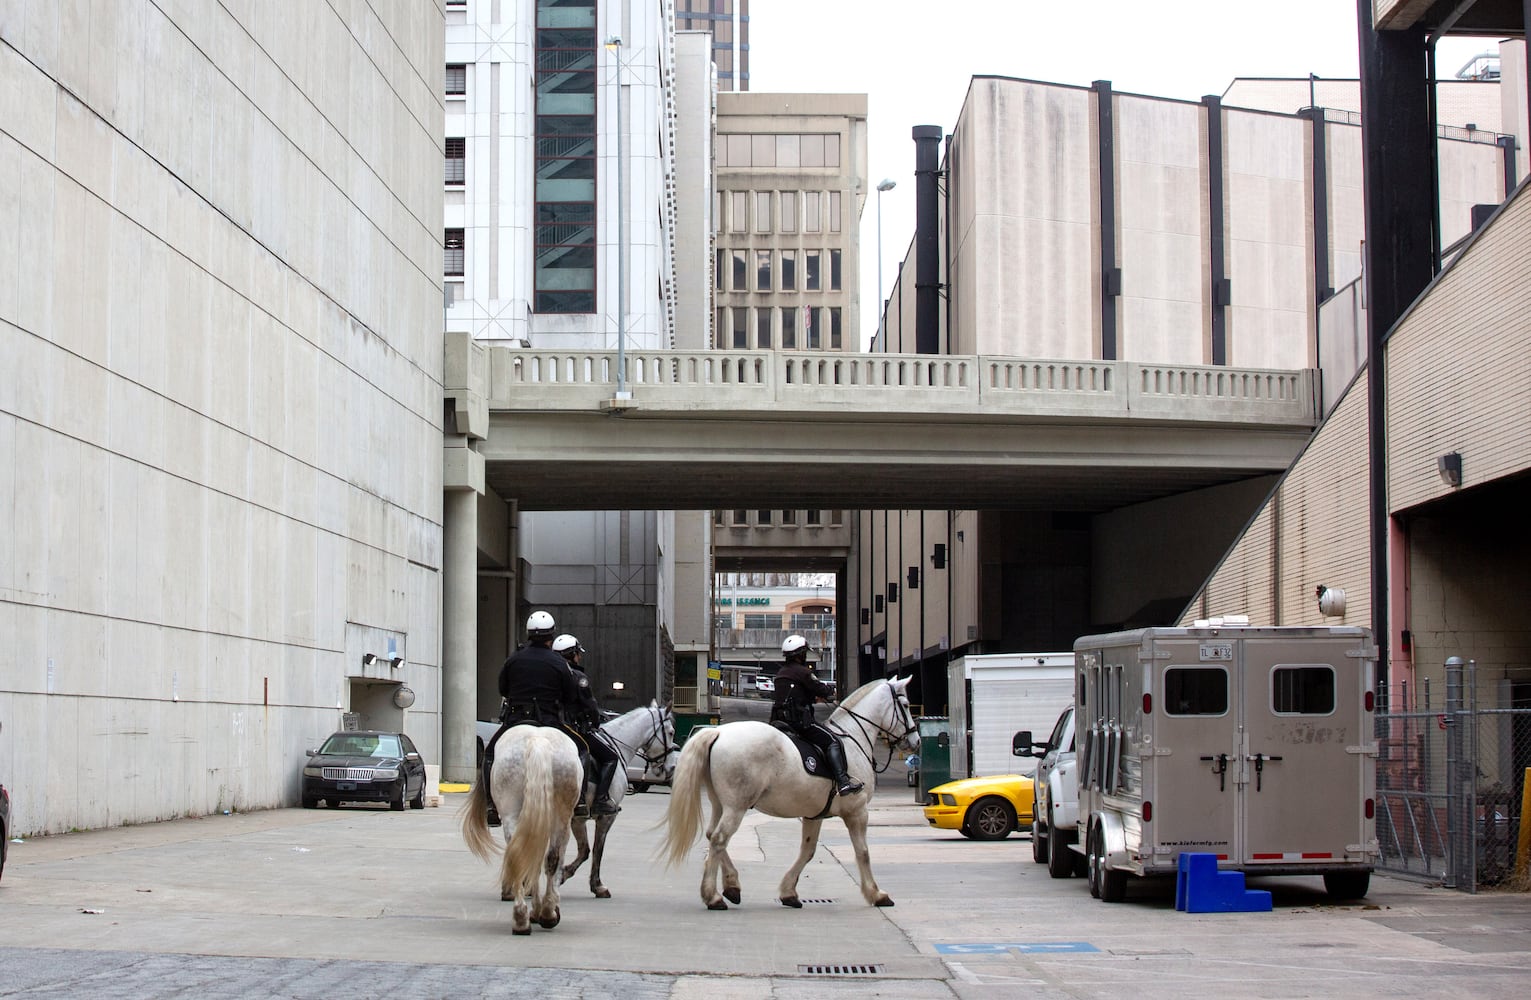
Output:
[1091, 810, 1130, 871]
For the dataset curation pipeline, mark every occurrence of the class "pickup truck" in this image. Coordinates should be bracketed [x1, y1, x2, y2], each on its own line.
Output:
[1014, 705, 1086, 879]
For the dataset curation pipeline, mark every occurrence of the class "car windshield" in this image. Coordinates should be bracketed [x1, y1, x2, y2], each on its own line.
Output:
[320, 734, 401, 758]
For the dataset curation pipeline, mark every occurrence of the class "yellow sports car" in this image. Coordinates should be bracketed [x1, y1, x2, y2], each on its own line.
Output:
[922, 773, 1035, 840]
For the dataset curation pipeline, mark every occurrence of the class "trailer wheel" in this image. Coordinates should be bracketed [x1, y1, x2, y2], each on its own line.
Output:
[965, 797, 1016, 840]
[1086, 823, 1102, 898]
[1088, 824, 1126, 902]
[1046, 811, 1074, 879]
[1323, 871, 1370, 900]
[1031, 795, 1049, 864]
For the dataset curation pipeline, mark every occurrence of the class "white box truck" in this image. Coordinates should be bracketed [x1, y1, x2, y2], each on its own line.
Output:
[1068, 622, 1379, 902]
[947, 653, 1074, 779]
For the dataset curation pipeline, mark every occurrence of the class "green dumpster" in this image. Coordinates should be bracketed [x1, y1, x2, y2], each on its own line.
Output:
[674, 711, 720, 746]
[915, 716, 951, 803]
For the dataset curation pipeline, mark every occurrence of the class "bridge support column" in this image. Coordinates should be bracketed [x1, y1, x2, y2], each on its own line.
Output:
[443, 486, 479, 783]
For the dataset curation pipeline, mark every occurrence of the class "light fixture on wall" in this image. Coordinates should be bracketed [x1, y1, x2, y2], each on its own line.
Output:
[1315, 584, 1347, 617]
[611, 681, 625, 692]
[1437, 451, 1462, 487]
[389, 656, 404, 670]
[361, 653, 378, 667]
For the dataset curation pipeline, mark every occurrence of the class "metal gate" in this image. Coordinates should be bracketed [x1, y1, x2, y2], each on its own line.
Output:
[1375, 658, 1531, 891]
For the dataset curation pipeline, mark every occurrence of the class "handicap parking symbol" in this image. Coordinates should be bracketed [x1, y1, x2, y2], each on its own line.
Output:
[936, 942, 1099, 955]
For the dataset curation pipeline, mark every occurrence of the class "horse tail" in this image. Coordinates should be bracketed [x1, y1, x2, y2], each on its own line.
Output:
[460, 757, 497, 863]
[657, 726, 717, 869]
[503, 732, 559, 895]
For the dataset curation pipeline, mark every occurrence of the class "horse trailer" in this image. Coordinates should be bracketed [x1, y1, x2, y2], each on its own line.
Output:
[1071, 622, 1379, 902]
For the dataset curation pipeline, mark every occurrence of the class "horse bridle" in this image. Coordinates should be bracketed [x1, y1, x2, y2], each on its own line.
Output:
[831, 683, 919, 774]
[600, 704, 675, 772]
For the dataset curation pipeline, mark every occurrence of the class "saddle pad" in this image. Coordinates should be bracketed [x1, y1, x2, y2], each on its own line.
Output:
[773, 723, 832, 780]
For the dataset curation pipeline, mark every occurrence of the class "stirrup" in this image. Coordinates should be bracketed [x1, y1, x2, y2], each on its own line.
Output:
[836, 778, 865, 796]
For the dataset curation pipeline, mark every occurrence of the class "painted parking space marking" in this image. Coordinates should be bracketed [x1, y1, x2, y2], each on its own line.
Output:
[936, 942, 1100, 955]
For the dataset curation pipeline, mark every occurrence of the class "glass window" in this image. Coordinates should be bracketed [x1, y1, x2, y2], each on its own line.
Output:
[714, 191, 723, 231]
[829, 191, 841, 233]
[712, 613, 731, 630]
[781, 508, 797, 525]
[805, 250, 821, 290]
[533, 6, 596, 315]
[731, 307, 748, 348]
[731, 250, 748, 291]
[715, 249, 724, 290]
[1163, 667, 1229, 716]
[776, 134, 800, 167]
[715, 308, 727, 348]
[755, 191, 771, 232]
[751, 134, 775, 167]
[829, 306, 842, 350]
[445, 137, 465, 185]
[755, 307, 772, 348]
[805, 193, 821, 232]
[726, 134, 750, 165]
[801, 134, 823, 167]
[756, 509, 773, 525]
[825, 134, 840, 167]
[806, 508, 822, 525]
[444, 228, 465, 276]
[781, 306, 796, 349]
[732, 509, 749, 524]
[829, 509, 844, 526]
[829, 248, 842, 290]
[446, 64, 467, 95]
[780, 249, 796, 291]
[1272, 666, 1336, 715]
[755, 249, 771, 291]
[730, 191, 747, 232]
[743, 613, 783, 629]
[779, 191, 796, 232]
[805, 306, 819, 349]
[713, 508, 724, 525]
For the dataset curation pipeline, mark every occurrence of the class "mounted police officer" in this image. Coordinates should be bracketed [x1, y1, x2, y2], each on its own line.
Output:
[769, 634, 864, 797]
[482, 610, 581, 824]
[554, 634, 622, 816]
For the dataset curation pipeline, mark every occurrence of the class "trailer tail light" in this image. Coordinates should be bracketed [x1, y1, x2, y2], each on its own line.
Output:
[1143, 693, 1152, 715]
[1142, 801, 1152, 822]
[1365, 798, 1374, 819]
[1365, 690, 1374, 712]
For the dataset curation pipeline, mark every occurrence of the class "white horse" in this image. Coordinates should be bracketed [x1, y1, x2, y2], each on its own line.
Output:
[560, 701, 675, 898]
[460, 724, 582, 934]
[659, 676, 918, 910]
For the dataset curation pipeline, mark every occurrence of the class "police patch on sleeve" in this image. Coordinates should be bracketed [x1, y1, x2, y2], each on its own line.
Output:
[578, 675, 589, 688]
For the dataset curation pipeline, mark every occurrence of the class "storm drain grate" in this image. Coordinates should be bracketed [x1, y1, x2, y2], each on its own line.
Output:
[798, 964, 885, 977]
[798, 898, 836, 904]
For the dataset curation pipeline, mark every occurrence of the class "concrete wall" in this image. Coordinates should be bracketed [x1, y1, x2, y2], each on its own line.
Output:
[0, 2, 445, 834]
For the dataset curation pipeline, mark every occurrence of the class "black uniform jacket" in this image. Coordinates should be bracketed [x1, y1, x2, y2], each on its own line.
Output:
[771, 661, 835, 729]
[499, 644, 580, 725]
[569, 667, 603, 732]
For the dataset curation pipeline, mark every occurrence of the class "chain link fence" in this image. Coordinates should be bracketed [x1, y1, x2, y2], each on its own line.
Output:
[1375, 660, 1531, 892]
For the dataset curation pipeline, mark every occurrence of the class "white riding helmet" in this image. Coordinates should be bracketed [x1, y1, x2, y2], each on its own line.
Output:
[552, 633, 584, 658]
[526, 610, 556, 640]
[781, 634, 812, 659]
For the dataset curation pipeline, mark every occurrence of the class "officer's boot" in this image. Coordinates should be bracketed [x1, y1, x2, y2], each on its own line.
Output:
[483, 755, 500, 827]
[574, 753, 595, 817]
[825, 740, 864, 797]
[590, 761, 622, 815]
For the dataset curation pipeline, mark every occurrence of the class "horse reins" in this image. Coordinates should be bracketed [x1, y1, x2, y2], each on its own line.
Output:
[830, 684, 918, 774]
[601, 704, 675, 771]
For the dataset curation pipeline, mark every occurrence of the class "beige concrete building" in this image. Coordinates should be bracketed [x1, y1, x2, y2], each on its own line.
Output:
[1, 3, 446, 834]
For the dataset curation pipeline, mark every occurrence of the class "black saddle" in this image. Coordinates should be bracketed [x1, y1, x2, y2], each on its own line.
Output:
[772, 722, 835, 781]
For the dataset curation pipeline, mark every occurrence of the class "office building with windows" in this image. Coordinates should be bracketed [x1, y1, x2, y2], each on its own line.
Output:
[676, 0, 749, 92]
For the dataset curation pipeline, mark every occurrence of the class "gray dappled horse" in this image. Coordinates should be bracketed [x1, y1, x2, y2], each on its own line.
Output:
[659, 676, 918, 909]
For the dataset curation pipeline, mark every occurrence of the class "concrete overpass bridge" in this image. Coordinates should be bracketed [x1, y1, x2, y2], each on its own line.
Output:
[448, 341, 1320, 512]
[439, 337, 1320, 778]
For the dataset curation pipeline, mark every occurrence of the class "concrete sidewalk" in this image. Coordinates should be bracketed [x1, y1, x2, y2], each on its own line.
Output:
[1, 776, 1529, 998]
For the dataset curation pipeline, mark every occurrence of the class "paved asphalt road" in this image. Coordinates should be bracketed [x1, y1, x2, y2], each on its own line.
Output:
[2, 712, 1529, 998]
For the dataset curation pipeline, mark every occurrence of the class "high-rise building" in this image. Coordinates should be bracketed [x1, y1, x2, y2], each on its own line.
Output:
[676, 0, 750, 91]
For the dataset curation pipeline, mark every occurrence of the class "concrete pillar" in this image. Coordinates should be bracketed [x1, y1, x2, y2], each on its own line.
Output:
[443, 487, 479, 782]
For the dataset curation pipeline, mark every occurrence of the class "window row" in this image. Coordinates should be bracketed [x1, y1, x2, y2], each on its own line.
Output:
[715, 509, 843, 527]
[716, 133, 842, 169]
[1159, 665, 1338, 716]
[716, 306, 843, 351]
[715, 248, 841, 293]
[718, 189, 842, 235]
[712, 613, 838, 631]
[534, 0, 598, 314]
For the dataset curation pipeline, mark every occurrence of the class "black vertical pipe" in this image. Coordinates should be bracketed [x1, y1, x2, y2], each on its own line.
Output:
[913, 125, 942, 355]
[1093, 81, 1119, 360]
[1204, 95, 1228, 366]
[1500, 135, 1518, 195]
[1306, 107, 1332, 303]
[1356, 0, 1435, 694]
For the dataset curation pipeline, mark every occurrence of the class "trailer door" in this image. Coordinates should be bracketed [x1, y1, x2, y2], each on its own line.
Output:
[1151, 646, 1240, 862]
[1240, 639, 1362, 866]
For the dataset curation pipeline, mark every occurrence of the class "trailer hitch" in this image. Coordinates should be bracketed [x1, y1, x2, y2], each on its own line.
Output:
[1198, 753, 1230, 792]
[1248, 753, 1283, 792]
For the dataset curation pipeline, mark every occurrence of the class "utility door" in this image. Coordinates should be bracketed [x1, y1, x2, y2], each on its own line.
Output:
[1240, 636, 1367, 866]
[1148, 639, 1241, 862]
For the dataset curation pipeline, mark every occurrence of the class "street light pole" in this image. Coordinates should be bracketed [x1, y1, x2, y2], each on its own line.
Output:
[875, 178, 896, 352]
[605, 36, 630, 400]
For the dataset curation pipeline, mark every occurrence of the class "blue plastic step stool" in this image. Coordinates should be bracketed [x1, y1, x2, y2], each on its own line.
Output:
[1175, 853, 1272, 913]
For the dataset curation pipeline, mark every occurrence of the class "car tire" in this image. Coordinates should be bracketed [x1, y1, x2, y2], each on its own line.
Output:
[301, 797, 317, 809]
[965, 797, 1016, 841]
[390, 780, 406, 811]
[1047, 811, 1075, 879]
[1031, 795, 1049, 864]
[1323, 871, 1370, 900]
[410, 780, 425, 810]
[326, 798, 341, 809]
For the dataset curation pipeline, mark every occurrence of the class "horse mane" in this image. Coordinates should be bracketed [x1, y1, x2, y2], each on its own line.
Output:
[838, 678, 886, 712]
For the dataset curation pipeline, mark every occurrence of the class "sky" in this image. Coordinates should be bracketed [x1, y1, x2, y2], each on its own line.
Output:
[746, 0, 1494, 350]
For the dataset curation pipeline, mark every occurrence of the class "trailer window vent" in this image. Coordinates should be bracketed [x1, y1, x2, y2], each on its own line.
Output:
[798, 964, 885, 977]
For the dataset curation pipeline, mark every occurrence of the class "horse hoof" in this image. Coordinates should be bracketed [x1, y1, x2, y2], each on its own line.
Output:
[500, 892, 515, 902]
[594, 887, 612, 899]
[706, 898, 729, 911]
[874, 895, 895, 907]
[538, 909, 561, 929]
[723, 887, 741, 905]
[513, 926, 532, 936]
[780, 896, 802, 909]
